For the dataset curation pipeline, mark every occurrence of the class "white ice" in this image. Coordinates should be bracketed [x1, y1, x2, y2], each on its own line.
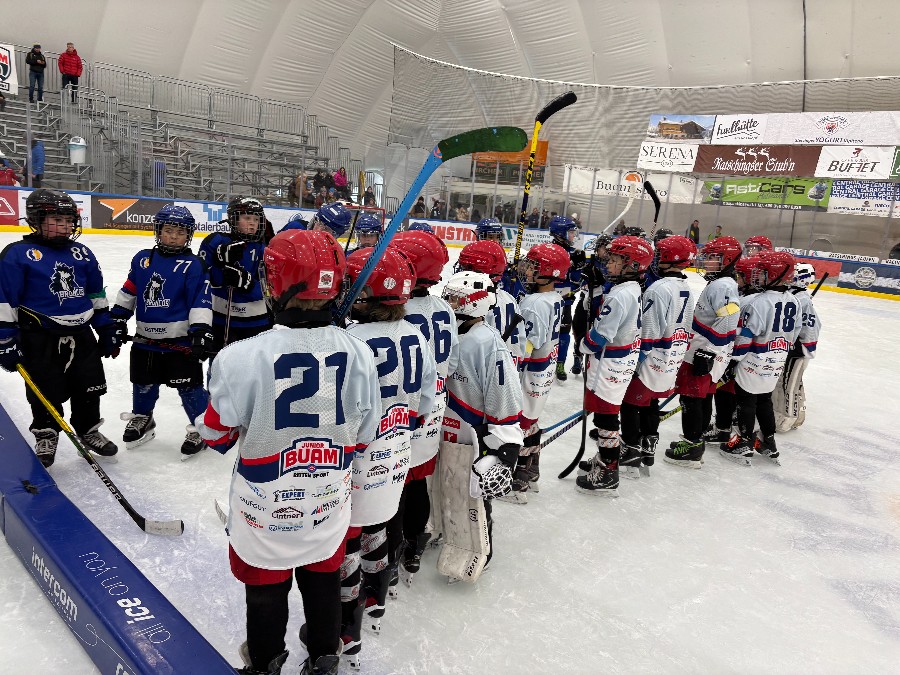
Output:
[1, 232, 899, 674]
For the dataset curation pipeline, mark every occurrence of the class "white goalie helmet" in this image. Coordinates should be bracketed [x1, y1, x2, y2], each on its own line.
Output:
[441, 270, 497, 322]
[792, 263, 816, 289]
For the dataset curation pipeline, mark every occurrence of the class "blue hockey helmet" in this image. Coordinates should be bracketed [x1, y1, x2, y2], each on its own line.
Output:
[408, 221, 435, 234]
[154, 204, 196, 254]
[312, 202, 352, 238]
[475, 217, 504, 244]
[548, 216, 579, 245]
[283, 212, 308, 231]
[355, 212, 384, 246]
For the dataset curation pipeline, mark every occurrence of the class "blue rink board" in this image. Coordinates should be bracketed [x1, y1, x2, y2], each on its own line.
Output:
[0, 404, 233, 674]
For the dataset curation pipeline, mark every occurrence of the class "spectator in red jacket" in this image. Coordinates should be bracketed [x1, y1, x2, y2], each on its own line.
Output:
[58, 43, 83, 103]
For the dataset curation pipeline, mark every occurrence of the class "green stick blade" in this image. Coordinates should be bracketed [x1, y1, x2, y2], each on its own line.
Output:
[438, 126, 528, 162]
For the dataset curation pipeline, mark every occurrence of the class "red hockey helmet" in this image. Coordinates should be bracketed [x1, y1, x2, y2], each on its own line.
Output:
[458, 240, 507, 281]
[346, 247, 415, 305]
[607, 235, 654, 278]
[699, 236, 743, 275]
[654, 235, 697, 268]
[263, 230, 346, 304]
[523, 243, 571, 282]
[744, 235, 773, 256]
[734, 255, 761, 288]
[390, 230, 449, 286]
[750, 250, 796, 290]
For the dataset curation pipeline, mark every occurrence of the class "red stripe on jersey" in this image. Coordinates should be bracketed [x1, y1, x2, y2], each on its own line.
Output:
[123, 279, 137, 295]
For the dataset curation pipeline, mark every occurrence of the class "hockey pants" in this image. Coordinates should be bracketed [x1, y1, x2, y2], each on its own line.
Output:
[620, 400, 660, 447]
[735, 384, 776, 439]
[679, 394, 713, 442]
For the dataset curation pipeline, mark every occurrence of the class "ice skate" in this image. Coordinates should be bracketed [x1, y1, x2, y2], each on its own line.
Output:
[120, 412, 155, 449]
[703, 424, 731, 444]
[619, 443, 643, 479]
[336, 605, 362, 670]
[298, 624, 344, 673]
[664, 437, 704, 468]
[387, 562, 400, 599]
[555, 360, 568, 381]
[524, 453, 540, 493]
[237, 641, 289, 675]
[363, 596, 384, 634]
[32, 428, 59, 468]
[578, 429, 602, 475]
[754, 433, 781, 465]
[180, 424, 207, 460]
[497, 476, 529, 503]
[639, 434, 658, 477]
[79, 419, 118, 459]
[570, 354, 583, 375]
[575, 459, 619, 496]
[401, 533, 431, 587]
[719, 434, 753, 466]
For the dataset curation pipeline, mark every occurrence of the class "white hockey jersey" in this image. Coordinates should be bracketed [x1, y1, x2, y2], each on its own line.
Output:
[581, 281, 642, 406]
[346, 319, 438, 526]
[636, 275, 695, 394]
[197, 326, 380, 570]
[488, 287, 526, 364]
[685, 276, 740, 382]
[518, 291, 562, 425]
[404, 293, 460, 467]
[733, 290, 803, 394]
[442, 322, 524, 498]
[792, 289, 821, 358]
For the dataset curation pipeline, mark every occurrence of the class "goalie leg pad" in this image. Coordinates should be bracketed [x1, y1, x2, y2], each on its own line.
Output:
[774, 358, 808, 432]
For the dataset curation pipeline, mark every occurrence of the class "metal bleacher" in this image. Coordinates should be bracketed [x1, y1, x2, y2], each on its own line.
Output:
[5, 44, 365, 203]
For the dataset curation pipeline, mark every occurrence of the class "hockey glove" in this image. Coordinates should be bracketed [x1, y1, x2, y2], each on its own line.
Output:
[0, 337, 22, 373]
[222, 263, 253, 291]
[97, 321, 127, 358]
[570, 249, 586, 269]
[692, 349, 716, 377]
[722, 359, 738, 383]
[190, 327, 216, 361]
[474, 423, 520, 468]
[472, 455, 513, 499]
[215, 240, 246, 266]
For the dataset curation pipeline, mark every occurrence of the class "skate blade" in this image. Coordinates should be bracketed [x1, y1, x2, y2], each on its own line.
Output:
[89, 452, 118, 464]
[663, 456, 702, 469]
[621, 466, 641, 480]
[365, 619, 381, 634]
[388, 584, 399, 600]
[718, 450, 753, 466]
[125, 431, 155, 450]
[400, 566, 417, 588]
[427, 534, 443, 549]
[575, 485, 619, 497]
[758, 454, 781, 466]
[180, 446, 207, 462]
[341, 650, 361, 670]
[529, 480, 540, 494]
[497, 491, 528, 504]
[639, 466, 651, 477]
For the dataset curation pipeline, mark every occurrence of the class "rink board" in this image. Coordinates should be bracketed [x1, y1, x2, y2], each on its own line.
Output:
[0, 404, 232, 674]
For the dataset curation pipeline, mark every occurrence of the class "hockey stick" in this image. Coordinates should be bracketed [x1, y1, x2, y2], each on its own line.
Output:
[223, 287, 234, 346]
[542, 409, 585, 434]
[811, 272, 829, 296]
[334, 126, 528, 322]
[127, 335, 193, 355]
[17, 365, 185, 536]
[512, 91, 578, 270]
[601, 171, 644, 234]
[644, 181, 662, 237]
[541, 411, 586, 450]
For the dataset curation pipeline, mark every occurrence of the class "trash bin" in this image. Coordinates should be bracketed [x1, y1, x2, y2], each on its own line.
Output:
[68, 137, 87, 165]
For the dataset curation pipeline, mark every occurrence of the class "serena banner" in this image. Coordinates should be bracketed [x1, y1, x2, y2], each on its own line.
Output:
[693, 145, 821, 177]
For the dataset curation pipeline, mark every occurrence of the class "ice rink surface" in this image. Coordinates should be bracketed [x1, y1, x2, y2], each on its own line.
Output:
[1, 232, 899, 674]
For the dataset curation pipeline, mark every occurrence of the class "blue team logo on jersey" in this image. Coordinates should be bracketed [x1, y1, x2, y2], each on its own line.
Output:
[143, 272, 170, 308]
[49, 262, 84, 304]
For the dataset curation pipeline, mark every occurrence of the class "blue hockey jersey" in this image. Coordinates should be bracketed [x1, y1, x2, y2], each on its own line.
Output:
[0, 235, 113, 339]
[197, 233, 269, 329]
[111, 248, 212, 350]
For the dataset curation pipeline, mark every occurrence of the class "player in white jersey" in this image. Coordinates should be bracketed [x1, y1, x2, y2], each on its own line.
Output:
[619, 236, 697, 477]
[665, 236, 742, 468]
[773, 263, 822, 431]
[340, 247, 437, 660]
[196, 229, 380, 675]
[388, 230, 459, 587]
[503, 243, 567, 502]
[718, 251, 802, 466]
[440, 271, 523, 582]
[577, 236, 653, 496]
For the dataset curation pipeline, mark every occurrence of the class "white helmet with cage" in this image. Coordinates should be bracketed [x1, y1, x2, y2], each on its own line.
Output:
[441, 271, 497, 323]
[791, 262, 816, 289]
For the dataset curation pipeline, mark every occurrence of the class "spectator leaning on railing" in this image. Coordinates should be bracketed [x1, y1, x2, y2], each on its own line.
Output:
[58, 43, 83, 103]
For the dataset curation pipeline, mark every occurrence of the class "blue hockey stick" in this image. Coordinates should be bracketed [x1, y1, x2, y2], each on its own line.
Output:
[334, 127, 528, 322]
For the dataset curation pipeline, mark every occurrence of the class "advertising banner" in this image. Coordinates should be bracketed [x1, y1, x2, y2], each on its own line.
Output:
[837, 260, 900, 295]
[646, 114, 714, 143]
[473, 161, 545, 184]
[694, 144, 821, 177]
[92, 196, 167, 231]
[0, 187, 20, 225]
[566, 167, 699, 203]
[0, 44, 19, 95]
[814, 146, 896, 180]
[710, 114, 769, 144]
[826, 180, 900, 217]
[17, 188, 92, 228]
[702, 177, 830, 211]
[768, 111, 900, 146]
[636, 142, 699, 172]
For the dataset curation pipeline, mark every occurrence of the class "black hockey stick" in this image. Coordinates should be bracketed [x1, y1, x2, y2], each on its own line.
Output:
[811, 272, 829, 296]
[559, 271, 594, 479]
[541, 411, 586, 449]
[644, 180, 662, 237]
[17, 365, 185, 536]
[127, 335, 194, 355]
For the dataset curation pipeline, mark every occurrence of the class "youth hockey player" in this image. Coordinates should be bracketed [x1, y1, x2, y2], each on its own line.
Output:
[110, 205, 214, 457]
[744, 235, 773, 257]
[198, 196, 270, 354]
[440, 271, 523, 581]
[547, 216, 584, 382]
[504, 242, 567, 502]
[619, 236, 697, 477]
[576, 235, 653, 496]
[664, 236, 742, 468]
[0, 189, 123, 466]
[571, 234, 612, 376]
[281, 213, 308, 231]
[341, 247, 437, 663]
[720, 251, 802, 465]
[390, 230, 459, 587]
[773, 263, 821, 431]
[196, 229, 380, 675]
[347, 213, 383, 254]
[407, 221, 435, 234]
[475, 217, 504, 244]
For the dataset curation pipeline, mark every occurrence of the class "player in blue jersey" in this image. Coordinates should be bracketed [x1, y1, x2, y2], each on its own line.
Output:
[475, 217, 504, 244]
[407, 221, 434, 234]
[281, 213, 308, 231]
[0, 189, 124, 466]
[346, 212, 383, 254]
[309, 201, 353, 239]
[110, 205, 214, 458]
[198, 197, 271, 355]
[547, 216, 585, 382]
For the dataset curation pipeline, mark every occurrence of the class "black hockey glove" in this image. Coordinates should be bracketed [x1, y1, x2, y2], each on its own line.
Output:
[215, 241, 246, 266]
[722, 359, 738, 383]
[190, 327, 216, 361]
[97, 321, 127, 359]
[222, 263, 253, 291]
[692, 349, 716, 377]
[0, 337, 22, 373]
[474, 423, 520, 468]
[570, 249, 586, 268]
